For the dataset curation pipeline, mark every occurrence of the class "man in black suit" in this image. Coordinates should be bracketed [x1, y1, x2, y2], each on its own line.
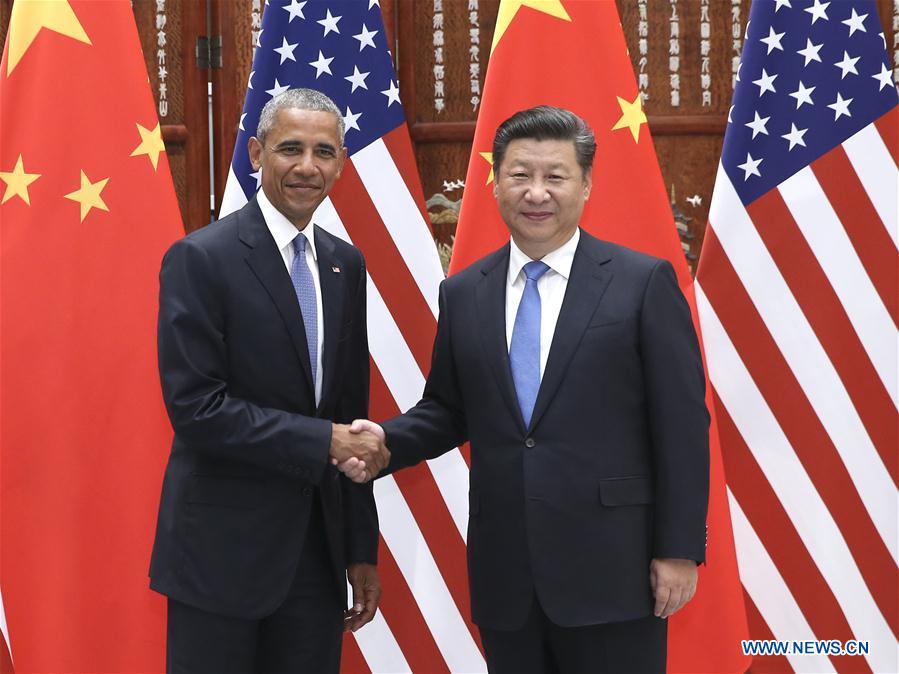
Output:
[150, 88, 389, 673]
[343, 106, 709, 673]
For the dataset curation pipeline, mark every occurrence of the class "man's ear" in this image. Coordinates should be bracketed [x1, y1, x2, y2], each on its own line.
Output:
[335, 146, 348, 180]
[248, 137, 263, 170]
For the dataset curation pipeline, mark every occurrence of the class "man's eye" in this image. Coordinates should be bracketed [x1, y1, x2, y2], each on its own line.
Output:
[317, 149, 336, 158]
[279, 146, 300, 156]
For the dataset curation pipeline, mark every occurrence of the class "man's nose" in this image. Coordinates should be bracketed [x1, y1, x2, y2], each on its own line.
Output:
[292, 152, 317, 175]
[525, 181, 550, 202]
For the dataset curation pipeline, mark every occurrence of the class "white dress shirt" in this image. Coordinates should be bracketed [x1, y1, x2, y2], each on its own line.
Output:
[505, 228, 580, 379]
[256, 189, 324, 405]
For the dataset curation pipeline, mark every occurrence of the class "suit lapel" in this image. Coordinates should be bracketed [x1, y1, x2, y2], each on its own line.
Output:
[315, 228, 344, 414]
[475, 245, 528, 433]
[239, 199, 315, 394]
[528, 233, 613, 433]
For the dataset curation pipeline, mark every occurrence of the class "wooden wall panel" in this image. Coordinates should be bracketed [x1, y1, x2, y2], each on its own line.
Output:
[134, 0, 202, 232]
[0, 2, 8, 42]
[615, 0, 749, 267]
[210, 0, 257, 213]
[399, 0, 499, 247]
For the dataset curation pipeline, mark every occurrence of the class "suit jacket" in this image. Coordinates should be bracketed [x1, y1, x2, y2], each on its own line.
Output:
[383, 229, 709, 631]
[149, 197, 378, 620]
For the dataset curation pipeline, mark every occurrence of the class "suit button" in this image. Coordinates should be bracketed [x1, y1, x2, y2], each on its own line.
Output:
[525, 438, 536, 448]
[302, 486, 313, 496]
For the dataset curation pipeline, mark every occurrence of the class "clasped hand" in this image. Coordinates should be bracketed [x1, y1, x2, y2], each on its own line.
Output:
[329, 420, 388, 482]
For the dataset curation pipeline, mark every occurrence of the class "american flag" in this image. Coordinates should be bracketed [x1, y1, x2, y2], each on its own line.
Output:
[219, 1, 486, 672]
[695, 1, 897, 672]
[0, 586, 9, 671]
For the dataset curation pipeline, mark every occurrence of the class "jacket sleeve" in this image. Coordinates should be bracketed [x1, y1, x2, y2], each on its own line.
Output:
[338, 253, 379, 564]
[157, 236, 332, 482]
[640, 260, 710, 563]
[382, 279, 468, 474]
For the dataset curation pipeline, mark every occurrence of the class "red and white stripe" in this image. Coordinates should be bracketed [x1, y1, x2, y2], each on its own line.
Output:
[222, 126, 486, 673]
[0, 586, 12, 672]
[696, 110, 898, 674]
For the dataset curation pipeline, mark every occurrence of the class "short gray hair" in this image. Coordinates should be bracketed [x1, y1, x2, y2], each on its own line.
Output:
[492, 105, 596, 176]
[256, 88, 345, 146]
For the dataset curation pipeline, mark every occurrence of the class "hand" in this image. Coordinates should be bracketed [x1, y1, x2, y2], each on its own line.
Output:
[650, 558, 698, 619]
[350, 418, 385, 442]
[336, 456, 369, 483]
[345, 562, 381, 632]
[334, 420, 388, 483]
[329, 423, 389, 479]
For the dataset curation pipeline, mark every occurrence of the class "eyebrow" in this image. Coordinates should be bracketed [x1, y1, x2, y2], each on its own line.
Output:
[272, 140, 338, 153]
[506, 161, 570, 171]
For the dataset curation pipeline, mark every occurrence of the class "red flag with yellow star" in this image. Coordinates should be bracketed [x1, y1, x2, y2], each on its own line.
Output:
[452, 1, 750, 672]
[0, 0, 181, 670]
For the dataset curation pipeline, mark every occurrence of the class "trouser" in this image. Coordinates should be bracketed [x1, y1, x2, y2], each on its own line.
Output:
[166, 495, 343, 674]
[479, 594, 667, 674]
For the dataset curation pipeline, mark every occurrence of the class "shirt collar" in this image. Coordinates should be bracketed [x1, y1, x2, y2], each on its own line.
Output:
[256, 187, 318, 261]
[508, 228, 580, 285]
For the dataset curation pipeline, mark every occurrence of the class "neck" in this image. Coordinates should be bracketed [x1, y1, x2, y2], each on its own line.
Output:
[512, 228, 577, 260]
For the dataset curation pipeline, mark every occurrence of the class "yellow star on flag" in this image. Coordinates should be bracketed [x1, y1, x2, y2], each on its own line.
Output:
[491, 0, 570, 54]
[480, 152, 495, 185]
[0, 155, 41, 205]
[130, 123, 166, 170]
[6, 0, 91, 76]
[611, 94, 648, 143]
[64, 170, 109, 222]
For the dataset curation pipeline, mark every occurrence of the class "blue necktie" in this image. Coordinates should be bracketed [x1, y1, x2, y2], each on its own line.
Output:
[291, 234, 318, 386]
[509, 260, 550, 427]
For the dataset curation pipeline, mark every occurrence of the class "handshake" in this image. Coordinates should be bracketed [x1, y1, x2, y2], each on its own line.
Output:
[328, 419, 388, 483]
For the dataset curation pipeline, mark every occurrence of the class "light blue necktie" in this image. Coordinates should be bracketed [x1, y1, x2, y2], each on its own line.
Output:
[291, 234, 318, 385]
[509, 260, 550, 427]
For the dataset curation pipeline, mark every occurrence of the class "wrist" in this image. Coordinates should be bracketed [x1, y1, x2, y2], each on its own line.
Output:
[329, 423, 346, 460]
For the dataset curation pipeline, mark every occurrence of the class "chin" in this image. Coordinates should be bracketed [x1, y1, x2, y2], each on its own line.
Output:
[519, 224, 558, 241]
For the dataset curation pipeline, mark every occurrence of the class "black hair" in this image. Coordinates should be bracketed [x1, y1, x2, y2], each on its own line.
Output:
[492, 105, 596, 175]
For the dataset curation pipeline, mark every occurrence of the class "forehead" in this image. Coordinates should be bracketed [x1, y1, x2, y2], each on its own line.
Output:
[267, 107, 341, 145]
[502, 138, 579, 168]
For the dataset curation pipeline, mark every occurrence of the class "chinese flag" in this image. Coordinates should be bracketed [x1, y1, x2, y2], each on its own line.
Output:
[453, 1, 750, 672]
[0, 1, 181, 670]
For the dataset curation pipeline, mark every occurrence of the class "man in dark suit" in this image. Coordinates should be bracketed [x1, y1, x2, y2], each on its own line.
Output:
[150, 88, 390, 673]
[343, 106, 709, 673]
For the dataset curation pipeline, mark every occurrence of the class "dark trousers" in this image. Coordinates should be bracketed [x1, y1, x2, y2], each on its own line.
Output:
[166, 495, 343, 674]
[479, 595, 667, 674]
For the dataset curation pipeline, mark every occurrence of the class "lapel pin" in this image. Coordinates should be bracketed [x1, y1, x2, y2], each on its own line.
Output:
[331, 266, 341, 273]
